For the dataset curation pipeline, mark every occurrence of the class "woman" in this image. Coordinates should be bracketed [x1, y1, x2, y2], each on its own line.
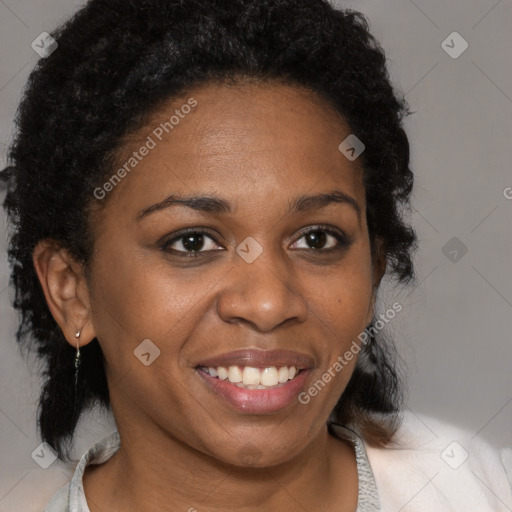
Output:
[1, 0, 510, 510]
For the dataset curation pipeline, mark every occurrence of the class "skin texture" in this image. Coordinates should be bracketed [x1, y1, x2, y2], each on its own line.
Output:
[33, 81, 386, 511]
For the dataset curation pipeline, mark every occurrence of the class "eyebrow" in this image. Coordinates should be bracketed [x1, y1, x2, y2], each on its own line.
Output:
[136, 190, 361, 221]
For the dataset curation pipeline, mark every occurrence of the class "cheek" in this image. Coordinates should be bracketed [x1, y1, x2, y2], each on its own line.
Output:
[306, 248, 374, 342]
[299, 269, 372, 417]
[87, 252, 203, 429]
[88, 246, 221, 375]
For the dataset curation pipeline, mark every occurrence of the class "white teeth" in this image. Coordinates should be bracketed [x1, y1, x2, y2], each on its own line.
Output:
[260, 367, 279, 386]
[242, 366, 261, 386]
[278, 366, 289, 383]
[217, 366, 228, 380]
[205, 365, 300, 387]
[228, 365, 243, 383]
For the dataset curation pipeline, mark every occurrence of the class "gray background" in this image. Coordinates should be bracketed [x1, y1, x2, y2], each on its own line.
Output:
[0, 0, 511, 510]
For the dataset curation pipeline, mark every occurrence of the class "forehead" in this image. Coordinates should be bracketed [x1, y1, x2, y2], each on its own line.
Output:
[151, 80, 352, 161]
[91, 81, 365, 225]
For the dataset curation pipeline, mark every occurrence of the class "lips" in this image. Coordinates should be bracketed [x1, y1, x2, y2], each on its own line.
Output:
[197, 366, 312, 414]
[194, 349, 315, 414]
[195, 348, 315, 370]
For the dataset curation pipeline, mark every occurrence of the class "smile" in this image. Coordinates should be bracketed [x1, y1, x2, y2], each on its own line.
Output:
[197, 365, 301, 389]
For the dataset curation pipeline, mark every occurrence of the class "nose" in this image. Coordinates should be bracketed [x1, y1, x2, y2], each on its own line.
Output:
[216, 251, 308, 332]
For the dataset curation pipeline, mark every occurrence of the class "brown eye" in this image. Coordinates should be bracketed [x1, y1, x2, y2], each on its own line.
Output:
[291, 226, 351, 252]
[161, 230, 222, 256]
[304, 230, 328, 249]
[181, 233, 206, 252]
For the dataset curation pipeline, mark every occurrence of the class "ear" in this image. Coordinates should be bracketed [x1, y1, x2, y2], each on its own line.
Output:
[367, 237, 387, 323]
[372, 237, 387, 288]
[32, 239, 96, 348]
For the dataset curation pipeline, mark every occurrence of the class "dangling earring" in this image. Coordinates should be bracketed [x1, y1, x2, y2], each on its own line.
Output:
[73, 329, 81, 412]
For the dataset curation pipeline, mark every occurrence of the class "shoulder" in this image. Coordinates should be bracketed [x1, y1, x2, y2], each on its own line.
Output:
[40, 429, 120, 511]
[0, 464, 74, 512]
[43, 482, 71, 512]
[363, 410, 512, 512]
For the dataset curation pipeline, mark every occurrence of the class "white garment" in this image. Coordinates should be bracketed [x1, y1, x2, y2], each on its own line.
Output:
[38, 410, 512, 511]
[365, 411, 512, 511]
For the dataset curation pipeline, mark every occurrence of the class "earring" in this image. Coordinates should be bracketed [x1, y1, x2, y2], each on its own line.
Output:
[74, 330, 81, 370]
[73, 330, 81, 411]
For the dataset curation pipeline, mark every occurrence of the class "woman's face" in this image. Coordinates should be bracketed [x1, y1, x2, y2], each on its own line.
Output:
[85, 81, 383, 467]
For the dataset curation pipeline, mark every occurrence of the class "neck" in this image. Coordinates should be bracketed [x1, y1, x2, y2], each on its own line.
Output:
[83, 416, 358, 512]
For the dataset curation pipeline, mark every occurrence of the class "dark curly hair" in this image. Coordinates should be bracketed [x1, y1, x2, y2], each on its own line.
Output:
[0, 0, 417, 462]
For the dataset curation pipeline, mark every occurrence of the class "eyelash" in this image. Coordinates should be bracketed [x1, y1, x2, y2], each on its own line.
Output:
[160, 226, 352, 258]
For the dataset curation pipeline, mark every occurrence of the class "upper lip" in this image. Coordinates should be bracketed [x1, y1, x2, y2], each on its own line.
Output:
[195, 349, 314, 370]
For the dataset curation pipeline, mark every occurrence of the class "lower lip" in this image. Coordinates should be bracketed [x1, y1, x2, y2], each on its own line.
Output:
[196, 368, 311, 414]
